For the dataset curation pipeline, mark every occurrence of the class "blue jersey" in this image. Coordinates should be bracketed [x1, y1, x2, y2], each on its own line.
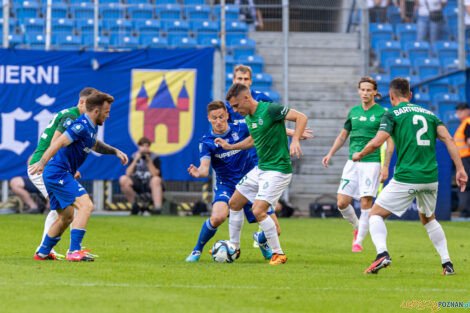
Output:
[47, 113, 97, 174]
[199, 123, 255, 188]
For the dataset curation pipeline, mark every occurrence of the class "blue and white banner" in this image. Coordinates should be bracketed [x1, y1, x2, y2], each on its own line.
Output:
[0, 48, 214, 180]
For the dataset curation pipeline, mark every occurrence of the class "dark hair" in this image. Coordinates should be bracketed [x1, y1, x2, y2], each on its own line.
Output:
[207, 100, 227, 114]
[85, 92, 114, 112]
[137, 137, 151, 146]
[389, 78, 410, 98]
[79, 87, 99, 99]
[225, 83, 249, 101]
[233, 65, 252, 79]
[358, 76, 381, 99]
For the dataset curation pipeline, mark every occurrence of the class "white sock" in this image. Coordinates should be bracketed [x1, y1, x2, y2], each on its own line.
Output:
[369, 215, 388, 254]
[354, 209, 371, 246]
[425, 220, 451, 264]
[39, 210, 59, 246]
[229, 209, 244, 249]
[339, 205, 359, 230]
[259, 216, 283, 254]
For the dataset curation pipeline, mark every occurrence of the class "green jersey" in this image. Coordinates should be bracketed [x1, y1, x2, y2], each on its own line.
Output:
[379, 102, 443, 184]
[29, 107, 80, 165]
[343, 103, 386, 162]
[246, 101, 292, 174]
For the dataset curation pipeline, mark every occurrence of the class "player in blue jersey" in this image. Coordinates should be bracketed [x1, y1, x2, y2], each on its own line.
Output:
[185, 100, 280, 262]
[29, 92, 128, 261]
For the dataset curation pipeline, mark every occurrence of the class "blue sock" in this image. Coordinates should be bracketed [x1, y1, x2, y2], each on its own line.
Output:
[194, 219, 217, 252]
[38, 235, 61, 256]
[70, 229, 86, 251]
[258, 231, 267, 244]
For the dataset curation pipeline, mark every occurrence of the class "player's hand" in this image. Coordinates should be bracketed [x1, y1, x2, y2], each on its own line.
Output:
[289, 140, 303, 159]
[300, 128, 314, 140]
[28, 161, 45, 175]
[214, 138, 232, 150]
[187, 164, 200, 178]
[322, 154, 331, 167]
[379, 167, 389, 183]
[352, 152, 362, 162]
[74, 170, 81, 180]
[116, 150, 129, 165]
[135, 151, 142, 160]
[456, 169, 468, 192]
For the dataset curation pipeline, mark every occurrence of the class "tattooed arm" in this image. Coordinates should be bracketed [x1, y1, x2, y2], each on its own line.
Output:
[93, 140, 129, 165]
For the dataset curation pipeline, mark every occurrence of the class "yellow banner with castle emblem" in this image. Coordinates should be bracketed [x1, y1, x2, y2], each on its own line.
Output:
[129, 69, 196, 155]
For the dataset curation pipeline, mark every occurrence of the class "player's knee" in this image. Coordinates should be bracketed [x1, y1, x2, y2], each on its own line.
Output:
[228, 198, 241, 211]
[150, 176, 162, 187]
[337, 200, 349, 210]
[211, 214, 226, 227]
[9, 177, 23, 190]
[253, 208, 267, 220]
[119, 175, 130, 187]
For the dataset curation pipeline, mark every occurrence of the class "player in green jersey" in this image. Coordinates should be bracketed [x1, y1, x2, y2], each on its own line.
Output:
[219, 83, 308, 265]
[352, 78, 467, 275]
[322, 77, 395, 252]
[28, 87, 98, 258]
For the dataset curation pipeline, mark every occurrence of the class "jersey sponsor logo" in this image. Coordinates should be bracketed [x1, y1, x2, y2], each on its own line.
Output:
[130, 69, 195, 155]
[72, 124, 83, 133]
[214, 149, 241, 159]
[251, 123, 257, 129]
[360, 116, 367, 121]
[84, 147, 91, 153]
[408, 188, 435, 195]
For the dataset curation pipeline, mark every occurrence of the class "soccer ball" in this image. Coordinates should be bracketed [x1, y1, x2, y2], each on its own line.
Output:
[211, 240, 238, 263]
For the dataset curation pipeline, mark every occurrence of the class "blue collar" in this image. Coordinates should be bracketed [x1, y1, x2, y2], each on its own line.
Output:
[84, 113, 96, 130]
[211, 125, 231, 138]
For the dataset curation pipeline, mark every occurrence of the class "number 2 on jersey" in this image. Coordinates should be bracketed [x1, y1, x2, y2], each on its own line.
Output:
[412, 115, 430, 146]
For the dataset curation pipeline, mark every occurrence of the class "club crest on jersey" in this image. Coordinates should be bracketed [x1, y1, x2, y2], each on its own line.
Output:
[129, 69, 196, 155]
[370, 115, 376, 122]
[258, 118, 263, 125]
[232, 132, 239, 141]
[72, 124, 83, 133]
[360, 116, 367, 121]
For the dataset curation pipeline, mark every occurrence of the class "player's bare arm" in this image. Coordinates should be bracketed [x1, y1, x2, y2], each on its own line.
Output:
[352, 131, 390, 162]
[284, 109, 308, 159]
[214, 135, 254, 150]
[188, 158, 210, 178]
[93, 140, 129, 165]
[286, 127, 314, 140]
[379, 137, 395, 183]
[29, 134, 71, 175]
[322, 129, 350, 167]
[437, 125, 468, 191]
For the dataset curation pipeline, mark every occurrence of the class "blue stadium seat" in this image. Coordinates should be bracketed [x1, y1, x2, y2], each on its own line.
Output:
[428, 78, 451, 97]
[23, 18, 44, 34]
[457, 85, 466, 102]
[386, 5, 401, 26]
[111, 35, 139, 48]
[134, 19, 161, 34]
[25, 33, 45, 49]
[52, 18, 74, 34]
[69, 0, 91, 3]
[434, 93, 459, 112]
[198, 37, 220, 48]
[377, 41, 401, 67]
[164, 20, 190, 33]
[41, 2, 68, 18]
[403, 41, 430, 64]
[185, 5, 211, 20]
[263, 90, 280, 102]
[370, 23, 394, 51]
[170, 36, 198, 48]
[252, 73, 273, 91]
[446, 115, 461, 136]
[412, 92, 431, 110]
[156, 4, 182, 20]
[225, 73, 234, 88]
[226, 54, 235, 73]
[100, 0, 120, 3]
[396, 23, 417, 42]
[197, 32, 218, 44]
[139, 34, 168, 48]
[100, 3, 125, 19]
[157, 0, 178, 4]
[15, 1, 40, 18]
[71, 3, 94, 19]
[127, 0, 151, 3]
[226, 21, 248, 33]
[213, 5, 240, 20]
[371, 74, 391, 96]
[167, 32, 190, 44]
[433, 41, 458, 63]
[402, 75, 420, 86]
[385, 58, 412, 77]
[128, 4, 154, 19]
[229, 38, 256, 59]
[191, 20, 218, 33]
[0, 18, 16, 33]
[226, 33, 246, 44]
[236, 55, 263, 73]
[105, 19, 133, 36]
[82, 34, 110, 49]
[414, 58, 440, 80]
[447, 11, 458, 39]
[185, 0, 206, 4]
[53, 34, 81, 50]
[8, 34, 23, 47]
[75, 19, 102, 34]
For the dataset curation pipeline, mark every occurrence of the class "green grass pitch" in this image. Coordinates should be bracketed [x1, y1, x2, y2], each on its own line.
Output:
[0, 215, 468, 313]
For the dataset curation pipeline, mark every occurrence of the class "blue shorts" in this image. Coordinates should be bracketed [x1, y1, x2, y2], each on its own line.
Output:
[213, 184, 274, 224]
[43, 165, 87, 211]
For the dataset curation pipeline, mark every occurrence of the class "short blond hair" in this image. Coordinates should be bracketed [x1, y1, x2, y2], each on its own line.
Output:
[233, 65, 252, 79]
